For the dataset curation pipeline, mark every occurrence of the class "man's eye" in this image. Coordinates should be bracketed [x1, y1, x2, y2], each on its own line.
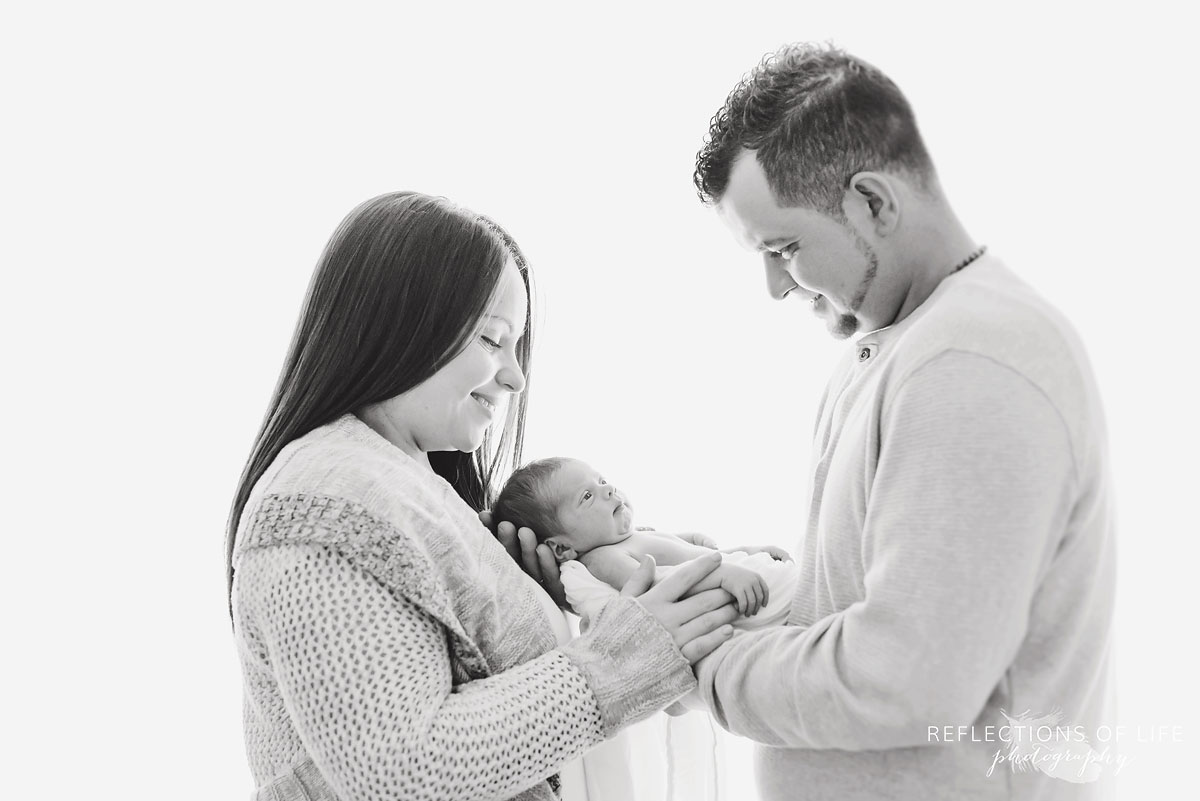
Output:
[598, 478, 607, 485]
[582, 491, 593, 502]
[771, 244, 798, 260]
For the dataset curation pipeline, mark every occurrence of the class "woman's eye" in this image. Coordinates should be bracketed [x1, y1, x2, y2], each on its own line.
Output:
[480, 336, 501, 351]
[582, 491, 592, 502]
[599, 478, 607, 485]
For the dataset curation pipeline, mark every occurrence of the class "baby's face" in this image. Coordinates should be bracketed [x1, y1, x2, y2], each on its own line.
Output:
[546, 459, 634, 560]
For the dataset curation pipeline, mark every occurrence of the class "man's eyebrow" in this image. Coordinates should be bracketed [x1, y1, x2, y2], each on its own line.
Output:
[756, 237, 793, 253]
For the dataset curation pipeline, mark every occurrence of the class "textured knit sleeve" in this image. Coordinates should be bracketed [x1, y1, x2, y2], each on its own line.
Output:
[237, 542, 694, 801]
[696, 350, 1077, 750]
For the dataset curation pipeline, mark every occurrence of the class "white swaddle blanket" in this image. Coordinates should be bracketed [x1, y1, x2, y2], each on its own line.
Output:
[562, 550, 799, 631]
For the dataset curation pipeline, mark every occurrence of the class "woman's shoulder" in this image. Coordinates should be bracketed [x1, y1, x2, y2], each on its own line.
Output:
[237, 415, 457, 553]
[263, 415, 438, 501]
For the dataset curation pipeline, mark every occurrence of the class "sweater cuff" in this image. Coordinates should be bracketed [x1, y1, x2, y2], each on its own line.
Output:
[561, 595, 696, 736]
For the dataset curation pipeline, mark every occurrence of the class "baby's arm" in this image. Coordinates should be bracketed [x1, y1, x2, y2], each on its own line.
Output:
[579, 547, 643, 590]
[582, 545, 767, 616]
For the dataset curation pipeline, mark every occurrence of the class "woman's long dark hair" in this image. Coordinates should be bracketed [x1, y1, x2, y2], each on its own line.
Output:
[225, 192, 533, 618]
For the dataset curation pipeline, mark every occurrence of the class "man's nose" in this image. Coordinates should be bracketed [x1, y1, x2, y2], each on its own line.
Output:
[763, 256, 799, 301]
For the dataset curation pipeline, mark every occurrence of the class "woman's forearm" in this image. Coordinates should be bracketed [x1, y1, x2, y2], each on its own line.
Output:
[239, 544, 695, 801]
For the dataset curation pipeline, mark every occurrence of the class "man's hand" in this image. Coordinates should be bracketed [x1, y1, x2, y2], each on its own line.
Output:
[718, 564, 769, 616]
[479, 510, 567, 607]
[722, 544, 793, 562]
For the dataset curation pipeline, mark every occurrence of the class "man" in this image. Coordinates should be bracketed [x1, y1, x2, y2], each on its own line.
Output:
[684, 43, 1116, 799]
[496, 42, 1115, 800]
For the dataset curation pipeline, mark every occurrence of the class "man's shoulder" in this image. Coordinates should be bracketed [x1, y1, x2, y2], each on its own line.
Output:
[879, 257, 1107, 451]
[891, 258, 1091, 383]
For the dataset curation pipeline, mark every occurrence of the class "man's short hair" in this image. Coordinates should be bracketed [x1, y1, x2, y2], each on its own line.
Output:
[693, 43, 935, 215]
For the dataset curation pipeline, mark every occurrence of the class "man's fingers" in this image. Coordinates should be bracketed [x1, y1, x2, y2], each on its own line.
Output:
[620, 555, 656, 597]
[517, 526, 541, 579]
[644, 551, 722, 602]
[675, 602, 739, 645]
[536, 543, 568, 607]
[679, 625, 735, 665]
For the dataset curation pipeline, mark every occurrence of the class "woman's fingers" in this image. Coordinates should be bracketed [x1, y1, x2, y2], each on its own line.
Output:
[662, 587, 737, 628]
[495, 520, 521, 564]
[643, 551, 722, 603]
[517, 526, 542, 580]
[679, 625, 735, 665]
[478, 510, 495, 530]
[674, 602, 740, 646]
[536, 543, 568, 607]
[619, 555, 657, 597]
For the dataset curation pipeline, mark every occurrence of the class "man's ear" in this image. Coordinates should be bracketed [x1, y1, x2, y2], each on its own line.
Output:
[843, 172, 900, 235]
[546, 537, 578, 563]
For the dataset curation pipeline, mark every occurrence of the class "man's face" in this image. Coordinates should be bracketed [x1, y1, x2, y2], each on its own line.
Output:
[716, 152, 880, 339]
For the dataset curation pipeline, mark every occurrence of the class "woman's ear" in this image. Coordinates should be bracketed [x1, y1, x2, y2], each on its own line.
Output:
[843, 172, 900, 235]
[547, 538, 577, 563]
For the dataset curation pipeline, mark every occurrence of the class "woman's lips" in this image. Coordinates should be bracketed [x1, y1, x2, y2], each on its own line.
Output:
[471, 393, 496, 413]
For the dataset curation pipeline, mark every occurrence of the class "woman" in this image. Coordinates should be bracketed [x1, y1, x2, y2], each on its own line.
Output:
[226, 192, 738, 801]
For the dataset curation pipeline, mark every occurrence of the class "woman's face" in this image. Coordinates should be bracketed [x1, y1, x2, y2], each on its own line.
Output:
[370, 258, 528, 459]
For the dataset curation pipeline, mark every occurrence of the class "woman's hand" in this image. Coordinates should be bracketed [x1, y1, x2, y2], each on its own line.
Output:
[479, 510, 567, 608]
[621, 551, 739, 664]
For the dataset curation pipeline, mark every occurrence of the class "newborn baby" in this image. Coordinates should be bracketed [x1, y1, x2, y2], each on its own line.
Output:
[493, 457, 798, 628]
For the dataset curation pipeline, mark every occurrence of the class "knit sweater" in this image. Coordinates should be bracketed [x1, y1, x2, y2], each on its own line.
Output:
[231, 414, 697, 801]
[696, 255, 1116, 800]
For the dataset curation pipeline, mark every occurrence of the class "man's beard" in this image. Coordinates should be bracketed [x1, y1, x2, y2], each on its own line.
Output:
[828, 229, 879, 340]
[830, 311, 860, 339]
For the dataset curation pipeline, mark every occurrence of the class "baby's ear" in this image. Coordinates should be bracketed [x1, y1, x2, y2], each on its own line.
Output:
[546, 538, 577, 563]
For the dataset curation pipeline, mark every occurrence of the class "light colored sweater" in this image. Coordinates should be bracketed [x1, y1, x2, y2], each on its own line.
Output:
[231, 414, 697, 801]
[696, 255, 1116, 800]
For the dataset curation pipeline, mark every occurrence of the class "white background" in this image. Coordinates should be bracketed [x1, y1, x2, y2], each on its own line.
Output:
[4, 1, 1196, 797]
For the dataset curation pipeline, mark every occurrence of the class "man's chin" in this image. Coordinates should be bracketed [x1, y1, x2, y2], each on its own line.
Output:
[826, 311, 860, 340]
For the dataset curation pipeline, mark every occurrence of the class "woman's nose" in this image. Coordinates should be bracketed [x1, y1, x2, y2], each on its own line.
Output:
[496, 355, 526, 394]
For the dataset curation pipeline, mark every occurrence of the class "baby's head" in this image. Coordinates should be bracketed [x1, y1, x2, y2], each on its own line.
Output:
[494, 457, 635, 562]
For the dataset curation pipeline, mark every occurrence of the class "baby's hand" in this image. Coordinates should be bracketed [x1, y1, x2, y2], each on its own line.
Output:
[725, 544, 793, 562]
[718, 565, 769, 616]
